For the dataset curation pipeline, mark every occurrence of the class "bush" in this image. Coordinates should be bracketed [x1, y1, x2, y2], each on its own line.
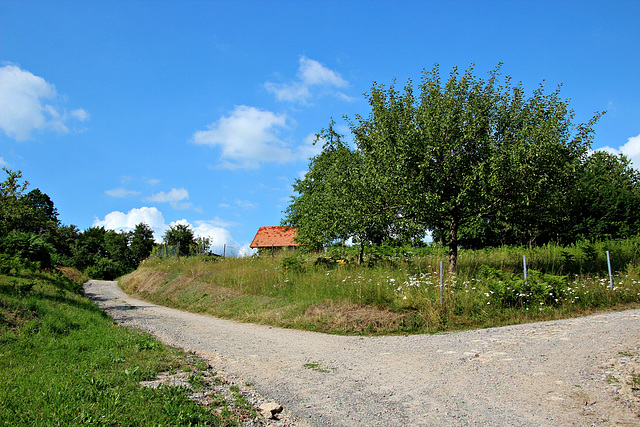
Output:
[281, 255, 306, 273]
[479, 265, 568, 308]
[0, 231, 53, 270]
[85, 258, 129, 280]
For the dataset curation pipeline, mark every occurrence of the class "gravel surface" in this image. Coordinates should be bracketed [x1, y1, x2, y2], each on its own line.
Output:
[84, 280, 640, 426]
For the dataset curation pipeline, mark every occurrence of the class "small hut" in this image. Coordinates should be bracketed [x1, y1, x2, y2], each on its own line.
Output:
[250, 226, 299, 255]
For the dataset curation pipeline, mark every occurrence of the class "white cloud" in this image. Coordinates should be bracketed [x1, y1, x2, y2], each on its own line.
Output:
[189, 222, 234, 248]
[93, 208, 252, 255]
[598, 132, 640, 169]
[192, 105, 295, 169]
[194, 218, 239, 228]
[146, 187, 192, 210]
[0, 157, 7, 167]
[193, 105, 324, 169]
[265, 56, 349, 104]
[93, 206, 252, 256]
[264, 82, 310, 103]
[298, 56, 348, 87]
[167, 219, 254, 257]
[0, 64, 88, 141]
[192, 223, 256, 257]
[217, 199, 258, 209]
[238, 244, 257, 257]
[235, 199, 258, 209]
[93, 207, 167, 242]
[620, 134, 640, 160]
[70, 109, 90, 122]
[105, 187, 141, 198]
[335, 92, 356, 102]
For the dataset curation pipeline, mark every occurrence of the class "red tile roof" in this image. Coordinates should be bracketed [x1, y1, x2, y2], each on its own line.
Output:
[250, 226, 299, 248]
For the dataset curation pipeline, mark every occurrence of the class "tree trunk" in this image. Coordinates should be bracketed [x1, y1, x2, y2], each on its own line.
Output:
[448, 217, 458, 273]
[358, 243, 364, 266]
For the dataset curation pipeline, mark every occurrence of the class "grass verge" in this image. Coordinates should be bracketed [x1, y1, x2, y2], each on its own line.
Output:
[120, 239, 640, 335]
[0, 268, 259, 426]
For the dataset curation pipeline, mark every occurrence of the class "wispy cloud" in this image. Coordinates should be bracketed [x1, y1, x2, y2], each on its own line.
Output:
[0, 64, 89, 141]
[194, 217, 239, 228]
[146, 187, 193, 210]
[235, 199, 258, 209]
[265, 56, 349, 104]
[218, 199, 258, 209]
[105, 187, 141, 198]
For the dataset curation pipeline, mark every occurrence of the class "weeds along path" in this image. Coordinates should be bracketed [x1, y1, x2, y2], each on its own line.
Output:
[84, 280, 640, 426]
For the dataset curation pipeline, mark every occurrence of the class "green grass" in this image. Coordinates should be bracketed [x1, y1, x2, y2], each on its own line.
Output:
[121, 238, 640, 335]
[0, 268, 253, 426]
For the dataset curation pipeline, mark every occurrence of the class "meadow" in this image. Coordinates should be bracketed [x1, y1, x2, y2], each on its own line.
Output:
[120, 238, 640, 335]
[0, 268, 255, 425]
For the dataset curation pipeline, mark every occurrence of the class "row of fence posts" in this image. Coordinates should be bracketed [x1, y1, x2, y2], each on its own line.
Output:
[438, 250, 617, 308]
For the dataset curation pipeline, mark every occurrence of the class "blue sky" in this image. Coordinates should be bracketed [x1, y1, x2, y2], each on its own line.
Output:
[1, 0, 639, 255]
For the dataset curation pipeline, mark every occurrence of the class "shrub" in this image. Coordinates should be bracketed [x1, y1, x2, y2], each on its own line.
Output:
[85, 258, 128, 280]
[0, 231, 53, 270]
[479, 265, 568, 308]
[281, 255, 305, 273]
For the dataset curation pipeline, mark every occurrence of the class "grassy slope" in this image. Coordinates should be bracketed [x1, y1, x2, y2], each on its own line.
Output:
[0, 269, 254, 426]
[120, 245, 640, 336]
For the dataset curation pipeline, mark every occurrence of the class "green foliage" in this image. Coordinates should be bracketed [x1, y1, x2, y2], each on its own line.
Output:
[130, 223, 155, 264]
[84, 257, 129, 281]
[0, 169, 58, 238]
[0, 254, 33, 275]
[282, 255, 306, 273]
[0, 231, 53, 270]
[284, 120, 425, 264]
[284, 65, 614, 272]
[163, 224, 196, 257]
[571, 151, 640, 241]
[478, 266, 568, 308]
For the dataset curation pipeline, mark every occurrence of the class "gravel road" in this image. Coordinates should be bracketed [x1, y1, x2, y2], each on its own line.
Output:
[84, 280, 640, 426]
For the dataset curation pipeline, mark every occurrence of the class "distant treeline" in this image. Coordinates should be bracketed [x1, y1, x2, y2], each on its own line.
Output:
[0, 168, 210, 280]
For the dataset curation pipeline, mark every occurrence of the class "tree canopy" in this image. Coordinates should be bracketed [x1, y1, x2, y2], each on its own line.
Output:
[283, 64, 620, 271]
[163, 223, 196, 257]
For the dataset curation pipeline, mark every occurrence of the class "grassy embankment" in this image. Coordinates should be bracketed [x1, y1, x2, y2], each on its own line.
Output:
[0, 267, 255, 426]
[121, 238, 640, 335]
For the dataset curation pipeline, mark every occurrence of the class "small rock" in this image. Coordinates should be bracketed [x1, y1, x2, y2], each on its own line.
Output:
[259, 402, 283, 419]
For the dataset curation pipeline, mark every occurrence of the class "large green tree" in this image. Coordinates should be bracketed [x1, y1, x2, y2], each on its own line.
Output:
[349, 65, 601, 270]
[287, 64, 603, 271]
